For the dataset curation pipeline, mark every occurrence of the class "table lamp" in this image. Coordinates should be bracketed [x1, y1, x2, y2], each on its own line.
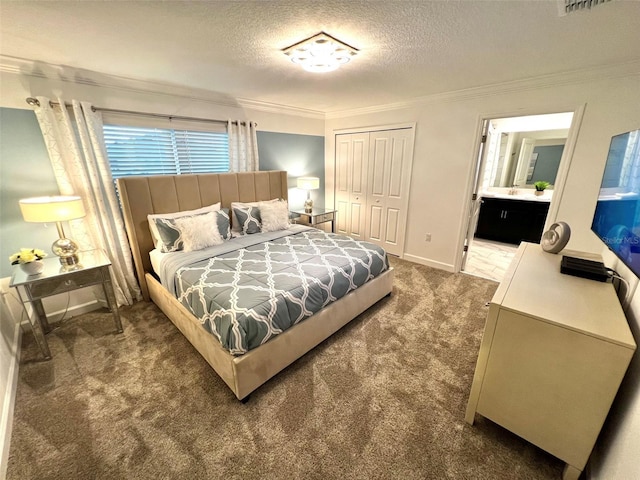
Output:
[297, 176, 320, 212]
[19, 195, 86, 266]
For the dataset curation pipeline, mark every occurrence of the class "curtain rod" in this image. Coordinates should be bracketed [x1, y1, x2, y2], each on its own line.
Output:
[25, 97, 253, 126]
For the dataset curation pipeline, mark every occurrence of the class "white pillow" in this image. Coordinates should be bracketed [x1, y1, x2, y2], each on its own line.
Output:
[173, 211, 224, 252]
[260, 200, 291, 233]
[230, 198, 280, 233]
[148, 202, 220, 248]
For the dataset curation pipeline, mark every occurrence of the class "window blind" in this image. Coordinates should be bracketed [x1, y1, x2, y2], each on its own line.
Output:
[104, 124, 229, 179]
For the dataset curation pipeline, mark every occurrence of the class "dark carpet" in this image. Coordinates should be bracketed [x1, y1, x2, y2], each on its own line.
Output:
[7, 257, 563, 479]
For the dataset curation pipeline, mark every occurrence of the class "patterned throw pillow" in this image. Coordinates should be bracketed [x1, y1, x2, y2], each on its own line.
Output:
[174, 211, 223, 252]
[147, 202, 221, 248]
[216, 208, 231, 240]
[233, 206, 262, 234]
[152, 217, 184, 252]
[152, 209, 231, 252]
[230, 199, 279, 233]
[260, 200, 290, 233]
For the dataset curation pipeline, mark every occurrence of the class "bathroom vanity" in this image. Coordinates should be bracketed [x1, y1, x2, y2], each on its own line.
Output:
[475, 195, 550, 244]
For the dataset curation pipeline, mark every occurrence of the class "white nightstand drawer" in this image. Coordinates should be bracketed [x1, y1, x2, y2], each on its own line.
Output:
[29, 268, 104, 298]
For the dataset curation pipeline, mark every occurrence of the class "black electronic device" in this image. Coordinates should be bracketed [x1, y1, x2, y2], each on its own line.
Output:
[560, 256, 610, 282]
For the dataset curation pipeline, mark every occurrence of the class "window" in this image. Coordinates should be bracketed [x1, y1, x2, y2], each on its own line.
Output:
[104, 124, 229, 179]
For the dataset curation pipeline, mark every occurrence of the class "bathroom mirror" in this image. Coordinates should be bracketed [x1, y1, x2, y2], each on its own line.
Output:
[481, 113, 573, 190]
[492, 130, 567, 188]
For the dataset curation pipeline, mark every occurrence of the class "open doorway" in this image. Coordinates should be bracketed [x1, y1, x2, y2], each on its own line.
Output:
[461, 112, 575, 282]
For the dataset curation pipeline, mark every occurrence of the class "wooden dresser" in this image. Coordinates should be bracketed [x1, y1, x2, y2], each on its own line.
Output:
[465, 242, 636, 480]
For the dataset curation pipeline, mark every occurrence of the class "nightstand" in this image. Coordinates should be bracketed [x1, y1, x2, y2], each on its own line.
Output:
[290, 207, 337, 233]
[10, 249, 123, 359]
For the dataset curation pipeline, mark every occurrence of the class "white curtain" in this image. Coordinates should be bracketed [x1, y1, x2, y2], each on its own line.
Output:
[228, 120, 259, 172]
[32, 97, 141, 306]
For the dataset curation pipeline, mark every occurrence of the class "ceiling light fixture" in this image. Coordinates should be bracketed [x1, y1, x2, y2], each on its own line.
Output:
[282, 32, 358, 73]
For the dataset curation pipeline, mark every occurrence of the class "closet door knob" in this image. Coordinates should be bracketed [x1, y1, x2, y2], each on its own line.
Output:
[376, 200, 380, 203]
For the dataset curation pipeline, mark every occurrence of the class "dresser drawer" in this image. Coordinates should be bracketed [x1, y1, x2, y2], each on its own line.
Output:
[28, 268, 105, 298]
[314, 213, 334, 224]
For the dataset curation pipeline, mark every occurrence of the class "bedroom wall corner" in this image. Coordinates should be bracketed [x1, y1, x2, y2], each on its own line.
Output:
[0, 107, 60, 279]
[0, 278, 22, 479]
[257, 131, 325, 209]
[588, 255, 640, 480]
[324, 70, 640, 273]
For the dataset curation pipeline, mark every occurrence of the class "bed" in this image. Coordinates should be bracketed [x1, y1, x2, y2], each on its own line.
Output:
[117, 171, 394, 400]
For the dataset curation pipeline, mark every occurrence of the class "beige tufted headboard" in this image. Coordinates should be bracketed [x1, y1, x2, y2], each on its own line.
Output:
[117, 171, 289, 300]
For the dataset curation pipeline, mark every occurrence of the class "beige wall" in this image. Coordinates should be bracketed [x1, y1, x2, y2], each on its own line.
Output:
[590, 249, 640, 480]
[325, 71, 640, 271]
[325, 67, 640, 479]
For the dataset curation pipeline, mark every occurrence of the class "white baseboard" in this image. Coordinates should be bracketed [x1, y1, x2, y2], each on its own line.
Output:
[44, 299, 101, 324]
[0, 310, 21, 480]
[402, 253, 456, 272]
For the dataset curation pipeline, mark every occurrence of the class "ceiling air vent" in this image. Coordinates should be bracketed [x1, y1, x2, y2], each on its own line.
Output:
[559, 0, 611, 16]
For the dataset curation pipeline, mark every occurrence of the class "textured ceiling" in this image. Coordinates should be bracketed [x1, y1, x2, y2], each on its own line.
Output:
[1, 0, 639, 113]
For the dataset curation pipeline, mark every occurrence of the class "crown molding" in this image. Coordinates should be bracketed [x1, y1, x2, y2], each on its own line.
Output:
[236, 97, 325, 119]
[325, 59, 640, 119]
[3, 55, 638, 123]
[0, 55, 241, 108]
[0, 55, 324, 120]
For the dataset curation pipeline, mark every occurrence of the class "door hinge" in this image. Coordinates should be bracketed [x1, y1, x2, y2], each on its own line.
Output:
[481, 134, 487, 143]
[472, 193, 477, 201]
[463, 245, 469, 252]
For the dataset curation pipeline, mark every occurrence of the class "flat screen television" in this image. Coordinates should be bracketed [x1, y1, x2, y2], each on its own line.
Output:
[591, 128, 640, 277]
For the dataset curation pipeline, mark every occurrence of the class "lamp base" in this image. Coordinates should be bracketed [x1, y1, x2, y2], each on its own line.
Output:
[59, 254, 80, 266]
[304, 198, 314, 213]
[52, 237, 80, 266]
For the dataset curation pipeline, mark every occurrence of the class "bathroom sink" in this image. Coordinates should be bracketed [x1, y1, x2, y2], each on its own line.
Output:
[481, 192, 550, 202]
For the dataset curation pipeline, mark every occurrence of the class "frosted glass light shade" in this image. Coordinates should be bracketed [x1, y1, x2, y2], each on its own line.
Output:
[19, 196, 86, 223]
[297, 177, 320, 190]
[283, 32, 358, 73]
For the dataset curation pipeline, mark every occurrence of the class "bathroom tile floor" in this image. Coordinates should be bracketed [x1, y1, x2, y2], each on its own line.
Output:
[463, 238, 519, 283]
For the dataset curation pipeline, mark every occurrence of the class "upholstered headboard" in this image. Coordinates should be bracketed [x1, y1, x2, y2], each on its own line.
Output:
[117, 171, 289, 300]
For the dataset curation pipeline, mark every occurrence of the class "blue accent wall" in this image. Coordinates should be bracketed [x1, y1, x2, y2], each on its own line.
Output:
[257, 131, 325, 209]
[0, 108, 60, 278]
[531, 145, 565, 185]
[0, 116, 325, 278]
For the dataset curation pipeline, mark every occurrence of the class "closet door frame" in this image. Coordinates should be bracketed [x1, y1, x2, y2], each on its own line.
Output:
[333, 123, 416, 258]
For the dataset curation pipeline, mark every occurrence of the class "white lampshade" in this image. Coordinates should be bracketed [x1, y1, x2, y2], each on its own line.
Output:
[297, 177, 320, 190]
[19, 196, 86, 223]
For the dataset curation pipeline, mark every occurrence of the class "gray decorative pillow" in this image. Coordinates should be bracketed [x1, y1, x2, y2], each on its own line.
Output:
[152, 217, 184, 253]
[217, 208, 231, 240]
[233, 206, 262, 234]
[147, 202, 221, 248]
[230, 198, 279, 233]
[152, 209, 231, 252]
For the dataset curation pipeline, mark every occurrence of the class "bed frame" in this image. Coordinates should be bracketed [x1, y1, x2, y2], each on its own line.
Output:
[117, 171, 394, 400]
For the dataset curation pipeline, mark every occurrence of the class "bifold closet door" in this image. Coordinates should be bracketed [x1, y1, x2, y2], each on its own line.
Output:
[364, 129, 412, 256]
[335, 132, 369, 240]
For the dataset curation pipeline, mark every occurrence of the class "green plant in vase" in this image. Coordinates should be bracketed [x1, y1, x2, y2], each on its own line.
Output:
[534, 181, 550, 196]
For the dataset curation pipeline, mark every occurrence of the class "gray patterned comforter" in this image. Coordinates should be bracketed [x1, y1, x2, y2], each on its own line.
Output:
[160, 227, 388, 355]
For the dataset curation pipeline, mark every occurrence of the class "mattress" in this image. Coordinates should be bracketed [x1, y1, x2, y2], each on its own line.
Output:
[156, 226, 389, 355]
